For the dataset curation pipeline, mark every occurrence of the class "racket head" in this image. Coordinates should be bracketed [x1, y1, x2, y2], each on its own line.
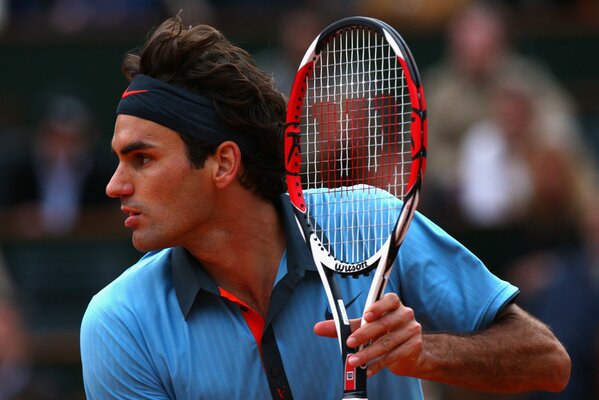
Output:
[285, 16, 427, 274]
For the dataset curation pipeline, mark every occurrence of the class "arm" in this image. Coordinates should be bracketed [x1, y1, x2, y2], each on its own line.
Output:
[314, 293, 571, 393]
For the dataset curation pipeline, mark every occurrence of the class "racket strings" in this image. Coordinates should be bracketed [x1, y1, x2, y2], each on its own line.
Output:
[302, 27, 412, 264]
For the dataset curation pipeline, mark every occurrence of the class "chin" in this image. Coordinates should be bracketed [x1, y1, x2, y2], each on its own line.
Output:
[131, 232, 169, 252]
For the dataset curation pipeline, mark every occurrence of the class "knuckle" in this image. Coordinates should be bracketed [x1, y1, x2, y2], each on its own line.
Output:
[379, 334, 394, 352]
[386, 293, 401, 307]
[409, 321, 422, 336]
[380, 314, 395, 331]
[403, 306, 415, 320]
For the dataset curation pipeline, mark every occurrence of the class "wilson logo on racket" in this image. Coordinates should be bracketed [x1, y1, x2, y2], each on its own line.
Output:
[334, 260, 369, 273]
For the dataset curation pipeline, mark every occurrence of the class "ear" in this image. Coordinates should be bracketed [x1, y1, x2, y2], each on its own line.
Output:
[212, 141, 242, 189]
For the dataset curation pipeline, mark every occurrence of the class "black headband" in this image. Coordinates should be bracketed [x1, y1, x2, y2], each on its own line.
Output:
[116, 74, 255, 152]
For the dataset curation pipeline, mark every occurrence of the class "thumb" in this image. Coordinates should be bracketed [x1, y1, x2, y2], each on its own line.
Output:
[313, 319, 337, 338]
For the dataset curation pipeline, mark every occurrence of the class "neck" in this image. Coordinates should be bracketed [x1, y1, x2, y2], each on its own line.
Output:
[184, 192, 285, 318]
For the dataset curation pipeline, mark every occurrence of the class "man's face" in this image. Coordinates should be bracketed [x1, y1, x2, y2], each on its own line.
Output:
[107, 115, 216, 251]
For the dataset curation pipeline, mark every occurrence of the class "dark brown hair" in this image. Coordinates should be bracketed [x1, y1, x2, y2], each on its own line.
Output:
[122, 16, 287, 202]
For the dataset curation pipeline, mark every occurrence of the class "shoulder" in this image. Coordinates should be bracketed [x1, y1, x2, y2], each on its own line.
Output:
[83, 248, 173, 326]
[404, 209, 460, 252]
[80, 249, 177, 398]
[398, 211, 519, 331]
[80, 248, 176, 368]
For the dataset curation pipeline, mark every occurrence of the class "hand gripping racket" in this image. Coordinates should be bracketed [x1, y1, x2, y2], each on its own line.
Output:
[284, 16, 427, 399]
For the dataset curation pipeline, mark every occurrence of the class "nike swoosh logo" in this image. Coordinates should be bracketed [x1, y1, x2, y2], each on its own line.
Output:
[121, 89, 149, 99]
[324, 291, 363, 320]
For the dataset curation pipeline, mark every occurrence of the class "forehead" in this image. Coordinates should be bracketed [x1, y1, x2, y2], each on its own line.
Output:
[112, 114, 184, 152]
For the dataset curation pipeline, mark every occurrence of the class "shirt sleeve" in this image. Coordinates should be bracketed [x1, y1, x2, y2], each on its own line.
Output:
[80, 298, 171, 400]
[395, 211, 519, 333]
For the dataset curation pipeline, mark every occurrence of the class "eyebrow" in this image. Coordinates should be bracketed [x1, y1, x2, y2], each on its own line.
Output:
[116, 141, 156, 156]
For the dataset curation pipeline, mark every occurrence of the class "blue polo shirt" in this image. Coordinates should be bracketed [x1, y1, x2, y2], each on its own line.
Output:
[81, 191, 518, 399]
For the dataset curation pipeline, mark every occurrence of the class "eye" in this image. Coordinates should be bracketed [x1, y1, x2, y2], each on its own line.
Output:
[135, 153, 152, 166]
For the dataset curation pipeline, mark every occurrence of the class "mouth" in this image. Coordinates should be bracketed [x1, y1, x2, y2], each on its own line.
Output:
[121, 206, 142, 228]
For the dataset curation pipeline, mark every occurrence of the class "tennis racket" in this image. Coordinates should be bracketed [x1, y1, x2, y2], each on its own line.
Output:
[284, 16, 426, 399]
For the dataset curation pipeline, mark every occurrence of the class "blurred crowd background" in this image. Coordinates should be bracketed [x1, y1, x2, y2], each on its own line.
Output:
[0, 0, 598, 399]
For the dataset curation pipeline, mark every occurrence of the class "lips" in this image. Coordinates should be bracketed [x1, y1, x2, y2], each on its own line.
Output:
[121, 206, 142, 228]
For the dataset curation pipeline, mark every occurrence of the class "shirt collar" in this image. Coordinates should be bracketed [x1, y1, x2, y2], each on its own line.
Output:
[171, 194, 316, 319]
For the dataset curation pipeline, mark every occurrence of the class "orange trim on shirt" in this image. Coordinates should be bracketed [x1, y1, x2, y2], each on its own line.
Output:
[219, 288, 265, 351]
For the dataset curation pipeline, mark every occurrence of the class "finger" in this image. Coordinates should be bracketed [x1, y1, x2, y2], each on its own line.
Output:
[348, 321, 419, 367]
[313, 320, 337, 338]
[348, 311, 398, 348]
[346, 294, 402, 347]
[314, 319, 362, 338]
[362, 293, 401, 323]
[348, 304, 415, 348]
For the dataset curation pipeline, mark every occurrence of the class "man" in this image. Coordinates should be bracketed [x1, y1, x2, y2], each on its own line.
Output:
[0, 93, 115, 236]
[421, 3, 582, 235]
[80, 17, 570, 399]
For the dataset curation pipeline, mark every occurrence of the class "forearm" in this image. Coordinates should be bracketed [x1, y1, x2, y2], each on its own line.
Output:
[318, 295, 571, 394]
[418, 304, 571, 393]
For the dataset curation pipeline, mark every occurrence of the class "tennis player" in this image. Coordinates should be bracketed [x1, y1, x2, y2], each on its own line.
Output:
[80, 17, 570, 399]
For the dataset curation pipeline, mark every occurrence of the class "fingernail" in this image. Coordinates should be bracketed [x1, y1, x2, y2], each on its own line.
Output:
[347, 337, 357, 347]
[349, 355, 360, 366]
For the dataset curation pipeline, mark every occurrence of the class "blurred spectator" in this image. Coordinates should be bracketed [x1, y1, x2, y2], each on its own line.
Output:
[422, 3, 581, 227]
[454, 77, 596, 273]
[0, 251, 31, 400]
[457, 78, 592, 226]
[504, 187, 599, 400]
[456, 80, 538, 229]
[436, 76, 598, 399]
[0, 93, 117, 237]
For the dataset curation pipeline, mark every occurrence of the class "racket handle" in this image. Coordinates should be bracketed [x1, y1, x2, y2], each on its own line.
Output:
[342, 353, 367, 399]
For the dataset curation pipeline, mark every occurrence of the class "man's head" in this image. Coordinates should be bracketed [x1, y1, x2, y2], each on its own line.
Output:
[448, 4, 507, 79]
[107, 17, 287, 251]
[119, 16, 287, 203]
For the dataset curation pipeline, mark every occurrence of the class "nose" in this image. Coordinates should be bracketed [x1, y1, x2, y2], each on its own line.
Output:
[106, 168, 134, 198]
